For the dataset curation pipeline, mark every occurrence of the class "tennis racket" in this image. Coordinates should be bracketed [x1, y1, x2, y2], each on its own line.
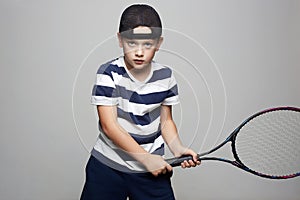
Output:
[165, 106, 300, 179]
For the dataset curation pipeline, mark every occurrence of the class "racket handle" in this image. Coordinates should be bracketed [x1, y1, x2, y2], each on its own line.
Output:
[165, 155, 194, 167]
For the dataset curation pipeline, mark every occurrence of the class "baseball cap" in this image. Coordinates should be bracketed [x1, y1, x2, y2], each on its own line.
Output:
[119, 4, 162, 39]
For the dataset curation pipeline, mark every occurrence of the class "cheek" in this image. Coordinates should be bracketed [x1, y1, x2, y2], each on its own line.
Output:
[123, 47, 134, 54]
[148, 48, 158, 55]
[144, 50, 156, 60]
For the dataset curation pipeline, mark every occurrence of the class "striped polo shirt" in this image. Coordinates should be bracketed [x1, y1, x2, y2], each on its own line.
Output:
[91, 56, 179, 172]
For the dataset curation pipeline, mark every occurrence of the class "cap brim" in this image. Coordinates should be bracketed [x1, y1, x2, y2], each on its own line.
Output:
[120, 27, 161, 39]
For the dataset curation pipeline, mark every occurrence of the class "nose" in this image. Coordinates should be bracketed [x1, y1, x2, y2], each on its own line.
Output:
[135, 45, 144, 57]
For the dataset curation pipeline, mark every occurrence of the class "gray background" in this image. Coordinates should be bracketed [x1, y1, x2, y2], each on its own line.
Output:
[1, 0, 300, 199]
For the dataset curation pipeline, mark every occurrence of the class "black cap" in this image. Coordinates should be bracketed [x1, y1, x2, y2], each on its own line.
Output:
[119, 4, 162, 39]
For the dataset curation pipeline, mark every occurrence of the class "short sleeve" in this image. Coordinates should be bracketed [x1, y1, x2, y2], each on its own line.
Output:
[162, 70, 180, 105]
[91, 65, 119, 106]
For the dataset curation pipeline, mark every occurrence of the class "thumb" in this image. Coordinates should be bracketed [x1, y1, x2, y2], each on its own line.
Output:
[193, 154, 199, 162]
[166, 162, 173, 172]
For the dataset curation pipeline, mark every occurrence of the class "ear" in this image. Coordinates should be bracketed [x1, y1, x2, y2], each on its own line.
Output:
[155, 37, 164, 51]
[117, 33, 123, 48]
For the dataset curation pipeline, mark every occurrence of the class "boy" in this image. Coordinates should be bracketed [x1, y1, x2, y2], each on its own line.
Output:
[81, 4, 200, 200]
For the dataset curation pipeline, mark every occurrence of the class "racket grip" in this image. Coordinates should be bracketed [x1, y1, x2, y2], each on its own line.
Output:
[165, 155, 194, 167]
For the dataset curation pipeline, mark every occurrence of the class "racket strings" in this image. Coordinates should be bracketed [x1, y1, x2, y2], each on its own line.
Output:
[235, 110, 300, 177]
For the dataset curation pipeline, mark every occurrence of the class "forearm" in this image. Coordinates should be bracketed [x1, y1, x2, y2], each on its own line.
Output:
[98, 105, 174, 175]
[101, 113, 172, 174]
[161, 118, 186, 157]
[161, 114, 201, 167]
[102, 121, 150, 162]
[98, 105, 151, 163]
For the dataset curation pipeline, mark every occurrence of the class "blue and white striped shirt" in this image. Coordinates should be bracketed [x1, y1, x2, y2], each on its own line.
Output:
[91, 56, 179, 172]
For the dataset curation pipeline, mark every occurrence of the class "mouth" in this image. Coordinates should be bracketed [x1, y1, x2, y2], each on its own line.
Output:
[133, 59, 144, 65]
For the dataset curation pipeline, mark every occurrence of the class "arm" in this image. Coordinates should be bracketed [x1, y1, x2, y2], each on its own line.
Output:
[160, 105, 200, 168]
[97, 105, 172, 176]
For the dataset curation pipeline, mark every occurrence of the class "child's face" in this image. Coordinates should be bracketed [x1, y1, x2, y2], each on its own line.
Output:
[118, 32, 163, 71]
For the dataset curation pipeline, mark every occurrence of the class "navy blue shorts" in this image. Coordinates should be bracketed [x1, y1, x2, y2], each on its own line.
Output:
[80, 155, 175, 200]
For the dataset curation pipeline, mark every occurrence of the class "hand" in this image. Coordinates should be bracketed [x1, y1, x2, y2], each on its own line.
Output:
[175, 147, 201, 169]
[181, 149, 201, 168]
[142, 154, 173, 176]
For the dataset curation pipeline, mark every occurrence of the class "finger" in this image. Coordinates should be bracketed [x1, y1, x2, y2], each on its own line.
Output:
[188, 159, 196, 167]
[183, 160, 190, 168]
[193, 155, 199, 163]
[152, 171, 159, 177]
[166, 164, 173, 172]
[184, 160, 193, 168]
[181, 162, 185, 168]
[181, 161, 187, 168]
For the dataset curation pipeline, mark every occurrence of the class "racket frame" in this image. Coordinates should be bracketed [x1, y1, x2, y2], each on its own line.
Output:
[165, 106, 300, 179]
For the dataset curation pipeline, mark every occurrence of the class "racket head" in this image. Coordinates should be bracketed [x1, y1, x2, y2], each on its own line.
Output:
[231, 107, 300, 179]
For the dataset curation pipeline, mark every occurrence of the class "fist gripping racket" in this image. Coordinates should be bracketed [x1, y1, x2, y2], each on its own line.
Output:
[166, 107, 300, 179]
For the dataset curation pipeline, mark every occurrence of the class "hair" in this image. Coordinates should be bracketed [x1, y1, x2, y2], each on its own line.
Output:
[119, 4, 162, 37]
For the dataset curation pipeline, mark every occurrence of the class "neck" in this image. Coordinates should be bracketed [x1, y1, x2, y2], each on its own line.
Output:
[129, 66, 151, 82]
[124, 59, 152, 82]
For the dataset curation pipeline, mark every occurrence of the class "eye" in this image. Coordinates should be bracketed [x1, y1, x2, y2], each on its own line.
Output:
[127, 41, 136, 47]
[144, 42, 153, 49]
